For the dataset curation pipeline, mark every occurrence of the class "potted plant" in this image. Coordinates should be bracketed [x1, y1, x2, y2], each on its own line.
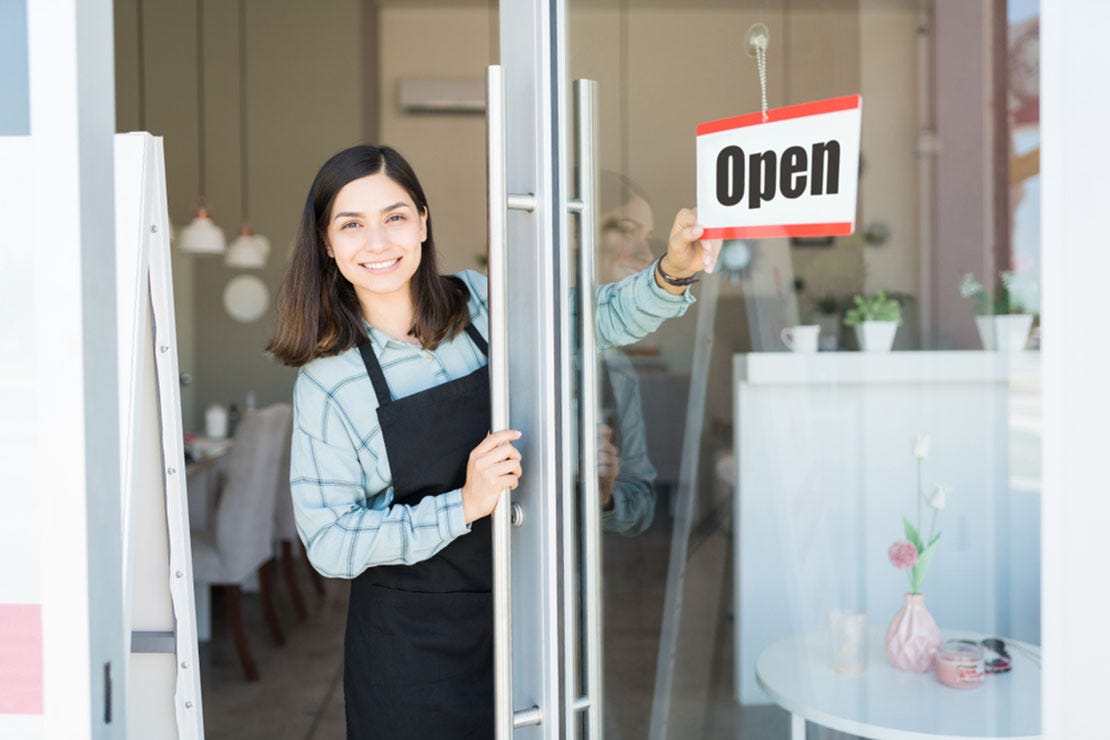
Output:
[958, 272, 1035, 351]
[843, 291, 902, 352]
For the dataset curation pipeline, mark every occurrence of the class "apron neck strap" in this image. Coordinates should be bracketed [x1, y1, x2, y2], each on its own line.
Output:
[464, 323, 489, 357]
[356, 336, 393, 406]
[357, 323, 489, 407]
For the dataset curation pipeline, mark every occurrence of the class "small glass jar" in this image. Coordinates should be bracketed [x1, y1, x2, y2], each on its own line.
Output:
[935, 639, 985, 689]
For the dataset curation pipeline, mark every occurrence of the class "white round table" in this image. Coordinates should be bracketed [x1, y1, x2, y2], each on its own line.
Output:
[755, 630, 1041, 740]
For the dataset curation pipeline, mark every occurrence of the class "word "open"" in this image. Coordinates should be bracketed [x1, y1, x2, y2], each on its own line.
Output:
[715, 140, 841, 210]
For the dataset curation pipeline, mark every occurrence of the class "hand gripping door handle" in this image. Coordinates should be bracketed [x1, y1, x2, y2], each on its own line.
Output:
[486, 64, 541, 738]
[568, 78, 604, 740]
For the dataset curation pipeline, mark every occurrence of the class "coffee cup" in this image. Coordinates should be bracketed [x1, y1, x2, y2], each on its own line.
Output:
[781, 324, 820, 353]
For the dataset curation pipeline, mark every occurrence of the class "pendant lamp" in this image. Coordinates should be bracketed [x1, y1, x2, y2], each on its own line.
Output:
[225, 0, 269, 269]
[179, 0, 227, 255]
[226, 230, 271, 268]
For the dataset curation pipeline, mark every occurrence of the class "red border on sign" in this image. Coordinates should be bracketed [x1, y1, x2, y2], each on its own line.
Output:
[696, 94, 861, 136]
[702, 222, 854, 239]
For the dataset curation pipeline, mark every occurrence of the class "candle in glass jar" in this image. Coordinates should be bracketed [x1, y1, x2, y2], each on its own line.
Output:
[935, 639, 984, 689]
[828, 609, 868, 675]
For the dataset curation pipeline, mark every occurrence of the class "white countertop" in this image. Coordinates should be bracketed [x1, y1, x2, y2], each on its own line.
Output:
[735, 351, 1040, 386]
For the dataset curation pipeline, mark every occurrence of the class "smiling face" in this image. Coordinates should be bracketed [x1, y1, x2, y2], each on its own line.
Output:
[325, 172, 428, 308]
[599, 194, 656, 282]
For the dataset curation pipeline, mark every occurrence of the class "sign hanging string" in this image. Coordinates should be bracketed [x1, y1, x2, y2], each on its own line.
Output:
[746, 23, 770, 123]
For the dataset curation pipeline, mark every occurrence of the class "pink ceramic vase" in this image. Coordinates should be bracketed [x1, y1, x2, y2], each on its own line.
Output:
[885, 593, 941, 672]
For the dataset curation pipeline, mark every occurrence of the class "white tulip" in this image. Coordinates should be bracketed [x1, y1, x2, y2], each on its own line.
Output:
[927, 484, 949, 511]
[912, 434, 930, 461]
[959, 273, 984, 298]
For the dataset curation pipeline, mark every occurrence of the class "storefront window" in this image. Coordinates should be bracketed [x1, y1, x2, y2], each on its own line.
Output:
[568, 1, 1042, 736]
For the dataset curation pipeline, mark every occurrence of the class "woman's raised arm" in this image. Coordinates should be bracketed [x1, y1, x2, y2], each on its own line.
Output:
[594, 208, 720, 350]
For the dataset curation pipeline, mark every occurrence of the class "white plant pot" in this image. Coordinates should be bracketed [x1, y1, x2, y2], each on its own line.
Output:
[854, 320, 898, 352]
[975, 314, 1033, 351]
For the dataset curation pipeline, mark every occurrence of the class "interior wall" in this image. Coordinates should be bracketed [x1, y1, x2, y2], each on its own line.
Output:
[377, 4, 495, 274]
[114, 0, 366, 431]
[934, 0, 994, 349]
[857, 0, 921, 346]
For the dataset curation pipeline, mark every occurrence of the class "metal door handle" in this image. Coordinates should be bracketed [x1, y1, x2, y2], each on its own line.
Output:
[487, 64, 540, 739]
[570, 77, 604, 740]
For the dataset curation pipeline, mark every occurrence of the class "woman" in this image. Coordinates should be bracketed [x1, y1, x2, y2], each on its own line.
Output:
[267, 144, 717, 739]
[595, 171, 663, 537]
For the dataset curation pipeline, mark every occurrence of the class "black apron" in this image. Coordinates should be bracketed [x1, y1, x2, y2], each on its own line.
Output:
[345, 323, 493, 740]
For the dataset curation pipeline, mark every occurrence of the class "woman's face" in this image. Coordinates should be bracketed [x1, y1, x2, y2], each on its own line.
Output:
[599, 195, 655, 282]
[325, 172, 427, 304]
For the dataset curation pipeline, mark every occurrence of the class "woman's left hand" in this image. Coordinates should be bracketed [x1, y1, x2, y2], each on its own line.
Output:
[661, 207, 722, 279]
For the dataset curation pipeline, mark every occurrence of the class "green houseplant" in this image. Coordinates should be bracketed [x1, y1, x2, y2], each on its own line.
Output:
[959, 272, 1034, 351]
[843, 292, 902, 352]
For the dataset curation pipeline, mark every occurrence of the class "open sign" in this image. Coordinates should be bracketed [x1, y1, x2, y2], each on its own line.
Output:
[696, 95, 862, 239]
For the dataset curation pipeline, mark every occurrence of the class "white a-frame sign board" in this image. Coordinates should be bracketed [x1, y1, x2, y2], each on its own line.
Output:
[114, 132, 204, 739]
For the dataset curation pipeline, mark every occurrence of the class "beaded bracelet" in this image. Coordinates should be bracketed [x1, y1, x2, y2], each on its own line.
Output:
[654, 256, 700, 287]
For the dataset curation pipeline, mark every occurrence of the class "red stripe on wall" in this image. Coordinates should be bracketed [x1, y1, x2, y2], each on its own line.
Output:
[0, 604, 43, 715]
[696, 94, 862, 136]
[701, 222, 854, 240]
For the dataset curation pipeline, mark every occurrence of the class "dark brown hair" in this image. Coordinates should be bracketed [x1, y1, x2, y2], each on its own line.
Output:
[267, 145, 470, 367]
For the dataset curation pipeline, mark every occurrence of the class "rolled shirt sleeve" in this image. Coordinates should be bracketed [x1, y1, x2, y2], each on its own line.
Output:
[291, 372, 470, 579]
[595, 261, 695, 350]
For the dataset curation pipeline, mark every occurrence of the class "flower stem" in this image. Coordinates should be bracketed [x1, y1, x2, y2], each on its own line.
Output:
[916, 460, 923, 537]
[928, 508, 938, 544]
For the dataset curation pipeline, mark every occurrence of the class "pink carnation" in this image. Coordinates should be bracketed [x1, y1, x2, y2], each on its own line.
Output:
[888, 540, 918, 569]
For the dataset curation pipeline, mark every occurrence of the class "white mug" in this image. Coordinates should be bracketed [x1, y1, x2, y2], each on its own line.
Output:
[781, 324, 820, 353]
[205, 404, 229, 439]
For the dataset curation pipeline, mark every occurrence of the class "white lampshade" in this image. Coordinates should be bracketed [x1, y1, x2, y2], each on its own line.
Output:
[225, 228, 270, 269]
[178, 206, 227, 254]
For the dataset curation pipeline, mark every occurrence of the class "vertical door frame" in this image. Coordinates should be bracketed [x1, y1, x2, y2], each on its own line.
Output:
[26, 0, 125, 736]
[501, 0, 608, 734]
[1040, 1, 1110, 736]
[498, 0, 566, 737]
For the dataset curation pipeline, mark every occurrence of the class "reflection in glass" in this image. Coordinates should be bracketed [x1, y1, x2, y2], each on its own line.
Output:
[569, 1, 1042, 739]
[598, 171, 659, 538]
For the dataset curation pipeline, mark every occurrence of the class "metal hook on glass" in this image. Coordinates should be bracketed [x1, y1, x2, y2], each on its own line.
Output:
[745, 22, 770, 57]
[745, 23, 771, 122]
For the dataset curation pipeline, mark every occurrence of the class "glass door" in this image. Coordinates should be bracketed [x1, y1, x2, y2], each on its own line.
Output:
[551, 1, 1043, 739]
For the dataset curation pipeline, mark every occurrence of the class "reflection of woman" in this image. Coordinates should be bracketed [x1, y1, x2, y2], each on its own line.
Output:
[597, 172, 663, 536]
[268, 145, 717, 738]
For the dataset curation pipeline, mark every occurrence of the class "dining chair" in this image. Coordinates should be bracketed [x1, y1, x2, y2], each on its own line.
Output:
[270, 402, 312, 623]
[190, 403, 289, 681]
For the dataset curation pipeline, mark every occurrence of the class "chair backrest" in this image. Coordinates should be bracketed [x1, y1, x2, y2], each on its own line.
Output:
[271, 402, 298, 541]
[213, 404, 291, 582]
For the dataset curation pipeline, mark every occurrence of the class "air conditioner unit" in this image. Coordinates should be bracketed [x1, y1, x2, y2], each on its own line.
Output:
[397, 78, 485, 114]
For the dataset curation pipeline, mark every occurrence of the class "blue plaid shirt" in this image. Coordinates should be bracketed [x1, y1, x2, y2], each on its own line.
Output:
[291, 266, 693, 578]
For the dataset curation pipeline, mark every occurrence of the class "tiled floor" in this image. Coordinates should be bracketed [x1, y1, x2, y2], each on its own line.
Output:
[198, 525, 854, 739]
[199, 571, 348, 740]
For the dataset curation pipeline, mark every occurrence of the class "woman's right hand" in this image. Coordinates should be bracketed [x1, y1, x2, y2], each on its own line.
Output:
[461, 430, 523, 523]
